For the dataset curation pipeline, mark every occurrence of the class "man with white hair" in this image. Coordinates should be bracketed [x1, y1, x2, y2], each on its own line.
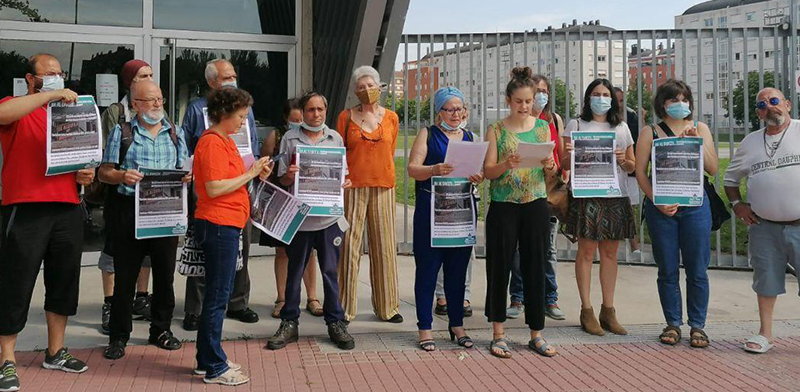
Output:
[181, 58, 260, 331]
[724, 87, 800, 354]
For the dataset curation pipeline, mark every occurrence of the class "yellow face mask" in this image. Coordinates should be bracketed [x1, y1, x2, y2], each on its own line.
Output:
[356, 87, 381, 105]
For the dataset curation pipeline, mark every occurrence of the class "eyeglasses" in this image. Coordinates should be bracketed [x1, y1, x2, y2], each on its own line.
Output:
[134, 97, 164, 105]
[755, 97, 781, 110]
[34, 72, 66, 79]
[440, 107, 465, 115]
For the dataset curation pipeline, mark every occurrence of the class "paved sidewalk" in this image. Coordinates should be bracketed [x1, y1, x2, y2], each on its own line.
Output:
[10, 321, 800, 391]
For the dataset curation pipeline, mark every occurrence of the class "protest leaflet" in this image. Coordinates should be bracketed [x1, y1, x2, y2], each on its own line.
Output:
[652, 136, 705, 206]
[443, 141, 489, 178]
[46, 95, 102, 175]
[294, 145, 346, 216]
[431, 177, 476, 247]
[517, 141, 556, 168]
[250, 179, 311, 244]
[202, 107, 252, 156]
[135, 168, 188, 239]
[570, 131, 622, 197]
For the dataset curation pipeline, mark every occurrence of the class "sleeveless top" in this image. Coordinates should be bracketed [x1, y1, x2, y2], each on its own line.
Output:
[489, 119, 551, 203]
[415, 125, 475, 195]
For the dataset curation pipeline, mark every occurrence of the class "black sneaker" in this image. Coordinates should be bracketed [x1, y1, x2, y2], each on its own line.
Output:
[101, 302, 111, 335]
[0, 361, 20, 392]
[148, 331, 182, 351]
[104, 340, 126, 360]
[183, 313, 200, 331]
[226, 308, 259, 323]
[386, 314, 404, 324]
[132, 294, 152, 320]
[328, 320, 355, 350]
[42, 347, 88, 373]
[266, 320, 298, 350]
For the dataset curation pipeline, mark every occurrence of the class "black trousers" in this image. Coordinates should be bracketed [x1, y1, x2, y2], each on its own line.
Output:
[0, 203, 83, 335]
[108, 194, 178, 343]
[485, 199, 550, 330]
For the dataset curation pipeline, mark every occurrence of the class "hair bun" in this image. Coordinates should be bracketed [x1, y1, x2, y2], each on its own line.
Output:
[510, 66, 533, 81]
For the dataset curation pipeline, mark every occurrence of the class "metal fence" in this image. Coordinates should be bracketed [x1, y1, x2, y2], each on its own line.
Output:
[387, 26, 800, 269]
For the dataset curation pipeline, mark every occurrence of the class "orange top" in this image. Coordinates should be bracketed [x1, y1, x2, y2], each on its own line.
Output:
[193, 130, 250, 228]
[336, 108, 399, 188]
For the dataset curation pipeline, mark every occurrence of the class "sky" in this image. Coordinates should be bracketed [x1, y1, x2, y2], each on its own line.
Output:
[403, 0, 704, 34]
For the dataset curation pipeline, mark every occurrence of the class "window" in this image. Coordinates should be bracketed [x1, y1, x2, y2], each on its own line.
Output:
[704, 56, 713, 64]
[690, 56, 697, 65]
[0, 0, 143, 27]
[598, 41, 607, 48]
[735, 52, 740, 61]
[718, 16, 727, 28]
[750, 53, 757, 60]
[614, 42, 623, 49]
[704, 18, 713, 27]
[706, 93, 714, 100]
[153, 0, 295, 35]
[614, 71, 623, 79]
[658, 71, 663, 78]
[598, 55, 607, 62]
[765, 50, 772, 58]
[746, 12, 755, 21]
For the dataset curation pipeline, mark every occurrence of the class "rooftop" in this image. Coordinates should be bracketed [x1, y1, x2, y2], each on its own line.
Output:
[682, 0, 770, 16]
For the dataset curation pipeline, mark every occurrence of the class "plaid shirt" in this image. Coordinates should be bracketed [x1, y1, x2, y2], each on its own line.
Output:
[102, 117, 188, 196]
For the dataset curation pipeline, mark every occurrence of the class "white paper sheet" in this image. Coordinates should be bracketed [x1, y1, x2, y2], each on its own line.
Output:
[516, 141, 555, 168]
[442, 141, 489, 178]
[95, 74, 118, 107]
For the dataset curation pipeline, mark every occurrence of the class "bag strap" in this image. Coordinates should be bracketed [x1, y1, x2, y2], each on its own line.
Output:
[118, 122, 134, 168]
[344, 109, 353, 149]
[114, 102, 126, 125]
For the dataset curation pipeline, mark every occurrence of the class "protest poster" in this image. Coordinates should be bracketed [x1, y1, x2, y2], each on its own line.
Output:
[135, 168, 188, 239]
[46, 95, 102, 175]
[431, 177, 476, 247]
[652, 136, 705, 206]
[570, 131, 621, 197]
[294, 145, 346, 216]
[250, 179, 310, 244]
[202, 106, 252, 156]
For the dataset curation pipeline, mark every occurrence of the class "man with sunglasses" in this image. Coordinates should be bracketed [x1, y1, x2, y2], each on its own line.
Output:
[180, 58, 260, 332]
[99, 80, 189, 360]
[0, 53, 96, 392]
[725, 87, 800, 355]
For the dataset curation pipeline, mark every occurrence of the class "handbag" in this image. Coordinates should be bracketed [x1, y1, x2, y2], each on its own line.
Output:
[547, 116, 570, 221]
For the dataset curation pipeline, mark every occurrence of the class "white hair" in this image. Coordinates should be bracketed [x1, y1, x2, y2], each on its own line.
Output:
[352, 65, 381, 86]
[204, 59, 231, 83]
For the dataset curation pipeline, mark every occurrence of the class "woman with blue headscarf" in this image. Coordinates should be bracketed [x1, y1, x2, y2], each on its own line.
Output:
[408, 87, 483, 351]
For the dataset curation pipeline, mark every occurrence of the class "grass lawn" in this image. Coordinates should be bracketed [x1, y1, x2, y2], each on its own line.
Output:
[395, 157, 748, 255]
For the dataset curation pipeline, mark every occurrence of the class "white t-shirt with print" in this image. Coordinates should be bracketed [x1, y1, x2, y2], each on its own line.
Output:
[565, 119, 635, 197]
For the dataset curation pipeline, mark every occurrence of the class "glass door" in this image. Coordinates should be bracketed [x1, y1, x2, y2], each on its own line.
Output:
[151, 38, 295, 155]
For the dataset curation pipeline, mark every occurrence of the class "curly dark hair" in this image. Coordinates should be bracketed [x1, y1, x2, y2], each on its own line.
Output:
[653, 79, 694, 121]
[579, 78, 622, 127]
[206, 87, 254, 125]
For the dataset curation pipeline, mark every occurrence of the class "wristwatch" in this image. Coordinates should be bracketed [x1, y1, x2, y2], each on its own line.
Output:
[730, 199, 741, 208]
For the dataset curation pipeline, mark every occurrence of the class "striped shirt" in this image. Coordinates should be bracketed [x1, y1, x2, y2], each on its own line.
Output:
[102, 117, 188, 196]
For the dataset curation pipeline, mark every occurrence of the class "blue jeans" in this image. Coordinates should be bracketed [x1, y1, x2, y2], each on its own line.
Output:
[194, 219, 241, 379]
[510, 218, 559, 305]
[644, 195, 712, 329]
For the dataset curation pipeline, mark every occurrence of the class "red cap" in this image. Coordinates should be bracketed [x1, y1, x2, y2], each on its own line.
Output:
[121, 59, 150, 89]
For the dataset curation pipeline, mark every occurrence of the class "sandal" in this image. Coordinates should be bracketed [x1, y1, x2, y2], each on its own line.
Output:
[489, 338, 512, 359]
[743, 334, 773, 354]
[306, 299, 323, 317]
[659, 325, 681, 346]
[528, 337, 557, 357]
[689, 328, 709, 348]
[418, 339, 436, 352]
[271, 300, 285, 319]
[449, 328, 474, 348]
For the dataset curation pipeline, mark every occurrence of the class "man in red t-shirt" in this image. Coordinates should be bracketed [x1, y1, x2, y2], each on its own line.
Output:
[0, 53, 96, 391]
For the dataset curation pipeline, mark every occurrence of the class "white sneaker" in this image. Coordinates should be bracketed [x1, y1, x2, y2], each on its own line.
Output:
[203, 368, 250, 386]
[194, 361, 242, 376]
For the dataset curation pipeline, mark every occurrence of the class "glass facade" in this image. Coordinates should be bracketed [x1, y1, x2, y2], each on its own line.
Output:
[154, 0, 295, 35]
[0, 0, 143, 27]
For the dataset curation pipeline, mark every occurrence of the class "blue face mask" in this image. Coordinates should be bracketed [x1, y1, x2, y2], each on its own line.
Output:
[535, 92, 549, 110]
[141, 110, 164, 125]
[287, 121, 302, 131]
[666, 102, 691, 120]
[590, 96, 612, 115]
[301, 122, 325, 133]
[440, 120, 459, 131]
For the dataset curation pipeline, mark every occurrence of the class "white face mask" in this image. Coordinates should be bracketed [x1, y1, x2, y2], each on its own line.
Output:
[301, 122, 325, 132]
[288, 121, 302, 131]
[39, 75, 64, 92]
[221, 80, 237, 89]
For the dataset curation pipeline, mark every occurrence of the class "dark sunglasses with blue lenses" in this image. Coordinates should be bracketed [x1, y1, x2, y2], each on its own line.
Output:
[756, 97, 781, 109]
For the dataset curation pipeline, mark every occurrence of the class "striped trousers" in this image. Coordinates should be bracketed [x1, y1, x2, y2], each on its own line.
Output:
[338, 187, 400, 321]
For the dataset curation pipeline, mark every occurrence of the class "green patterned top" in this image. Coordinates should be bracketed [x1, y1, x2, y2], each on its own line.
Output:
[489, 119, 552, 203]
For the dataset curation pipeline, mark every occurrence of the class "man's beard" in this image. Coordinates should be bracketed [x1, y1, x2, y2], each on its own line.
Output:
[765, 111, 787, 127]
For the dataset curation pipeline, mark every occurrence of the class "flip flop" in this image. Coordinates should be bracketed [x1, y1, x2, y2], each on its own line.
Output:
[528, 337, 557, 357]
[271, 300, 285, 319]
[743, 335, 773, 354]
[489, 338, 512, 359]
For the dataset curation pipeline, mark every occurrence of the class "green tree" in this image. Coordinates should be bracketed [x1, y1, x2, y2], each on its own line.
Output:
[625, 81, 654, 124]
[0, 0, 48, 22]
[728, 71, 774, 131]
[551, 78, 577, 121]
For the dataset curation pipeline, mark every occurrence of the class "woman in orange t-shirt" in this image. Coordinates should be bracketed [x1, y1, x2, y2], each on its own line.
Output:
[335, 65, 402, 323]
[193, 87, 271, 386]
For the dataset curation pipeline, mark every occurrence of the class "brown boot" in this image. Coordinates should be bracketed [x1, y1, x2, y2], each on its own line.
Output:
[580, 307, 605, 336]
[599, 305, 628, 335]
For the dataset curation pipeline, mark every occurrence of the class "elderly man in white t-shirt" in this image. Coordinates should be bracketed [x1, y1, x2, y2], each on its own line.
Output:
[724, 87, 800, 354]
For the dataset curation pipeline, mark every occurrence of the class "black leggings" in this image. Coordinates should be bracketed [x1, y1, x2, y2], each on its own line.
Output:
[485, 199, 550, 330]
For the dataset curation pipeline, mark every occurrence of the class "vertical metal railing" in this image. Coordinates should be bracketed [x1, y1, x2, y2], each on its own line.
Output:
[391, 27, 799, 268]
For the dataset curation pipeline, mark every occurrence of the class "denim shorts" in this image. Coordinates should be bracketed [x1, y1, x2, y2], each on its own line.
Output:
[748, 221, 800, 296]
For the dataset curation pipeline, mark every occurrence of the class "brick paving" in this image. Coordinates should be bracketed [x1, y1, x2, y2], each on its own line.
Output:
[9, 321, 800, 392]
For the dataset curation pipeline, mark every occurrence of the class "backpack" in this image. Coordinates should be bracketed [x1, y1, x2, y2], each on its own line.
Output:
[83, 103, 179, 204]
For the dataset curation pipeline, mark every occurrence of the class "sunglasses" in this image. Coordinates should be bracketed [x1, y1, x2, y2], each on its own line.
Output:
[755, 97, 781, 110]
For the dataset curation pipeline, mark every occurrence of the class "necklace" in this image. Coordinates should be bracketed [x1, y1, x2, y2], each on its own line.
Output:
[763, 125, 789, 159]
